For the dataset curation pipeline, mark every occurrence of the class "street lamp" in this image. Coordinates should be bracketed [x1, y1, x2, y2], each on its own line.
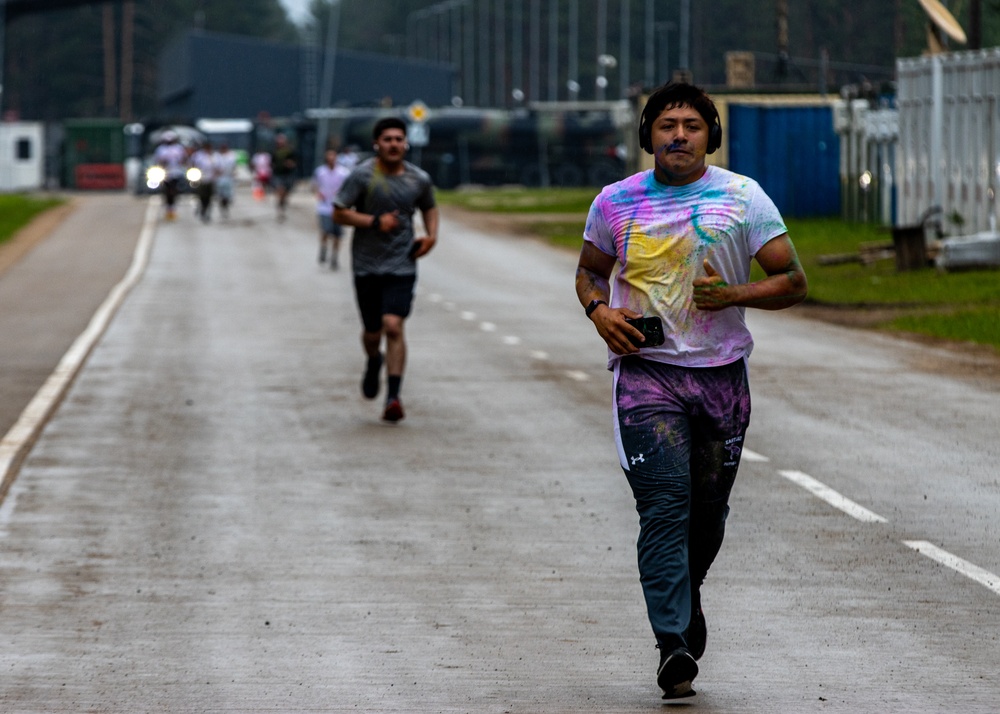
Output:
[597, 53, 616, 101]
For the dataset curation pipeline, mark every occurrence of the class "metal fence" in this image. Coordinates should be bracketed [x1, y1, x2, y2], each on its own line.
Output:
[897, 49, 1000, 235]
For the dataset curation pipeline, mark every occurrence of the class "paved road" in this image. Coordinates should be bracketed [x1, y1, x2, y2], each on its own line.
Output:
[0, 193, 147, 441]
[0, 188, 998, 712]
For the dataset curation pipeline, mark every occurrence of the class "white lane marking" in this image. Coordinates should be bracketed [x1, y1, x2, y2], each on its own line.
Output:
[460, 311, 476, 321]
[427, 293, 443, 303]
[480, 322, 497, 332]
[903, 541, 1000, 596]
[565, 370, 589, 382]
[530, 350, 550, 361]
[0, 481, 20, 535]
[778, 470, 888, 524]
[0, 197, 159, 501]
[742, 448, 769, 462]
[502, 335, 522, 346]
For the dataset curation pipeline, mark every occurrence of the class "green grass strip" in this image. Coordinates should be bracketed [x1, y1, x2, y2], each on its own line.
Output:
[0, 194, 65, 245]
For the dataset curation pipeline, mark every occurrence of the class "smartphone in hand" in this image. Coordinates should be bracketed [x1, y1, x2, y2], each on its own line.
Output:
[624, 316, 665, 347]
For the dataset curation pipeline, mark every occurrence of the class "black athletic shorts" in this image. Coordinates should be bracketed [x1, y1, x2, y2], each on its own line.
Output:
[354, 274, 417, 332]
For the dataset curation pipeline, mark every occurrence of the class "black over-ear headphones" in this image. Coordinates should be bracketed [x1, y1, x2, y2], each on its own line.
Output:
[639, 105, 723, 155]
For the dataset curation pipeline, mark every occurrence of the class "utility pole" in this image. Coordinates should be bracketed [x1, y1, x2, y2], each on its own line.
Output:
[776, 0, 788, 80]
[529, 0, 540, 101]
[512, 0, 523, 103]
[567, 0, 578, 99]
[120, 0, 134, 120]
[316, 0, 341, 158]
[678, 0, 690, 72]
[644, 0, 654, 87]
[969, 0, 981, 49]
[495, 0, 506, 105]
[102, 2, 116, 116]
[619, 0, 629, 97]
[547, 0, 558, 101]
[596, 0, 607, 100]
[0, 0, 5, 117]
[479, 0, 490, 105]
[464, 1, 475, 102]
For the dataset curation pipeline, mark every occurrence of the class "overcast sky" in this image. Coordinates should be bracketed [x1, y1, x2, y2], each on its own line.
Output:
[279, 0, 311, 25]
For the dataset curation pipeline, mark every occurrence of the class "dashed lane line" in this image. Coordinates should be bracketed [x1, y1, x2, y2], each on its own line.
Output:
[778, 469, 889, 524]
[434, 298, 1000, 601]
[903, 541, 1000, 596]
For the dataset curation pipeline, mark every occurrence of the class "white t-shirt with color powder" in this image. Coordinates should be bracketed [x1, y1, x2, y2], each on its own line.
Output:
[583, 165, 787, 369]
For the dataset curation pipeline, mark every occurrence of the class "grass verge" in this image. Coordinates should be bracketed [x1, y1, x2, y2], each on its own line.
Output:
[438, 186, 1000, 350]
[0, 194, 66, 245]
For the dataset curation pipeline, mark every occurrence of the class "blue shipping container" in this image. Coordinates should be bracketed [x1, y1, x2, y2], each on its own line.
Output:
[727, 104, 840, 218]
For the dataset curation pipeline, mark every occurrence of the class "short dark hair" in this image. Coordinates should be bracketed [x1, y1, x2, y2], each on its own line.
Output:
[372, 117, 407, 141]
[638, 82, 720, 154]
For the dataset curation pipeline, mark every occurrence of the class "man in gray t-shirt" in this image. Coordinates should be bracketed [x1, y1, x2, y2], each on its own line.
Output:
[334, 117, 438, 423]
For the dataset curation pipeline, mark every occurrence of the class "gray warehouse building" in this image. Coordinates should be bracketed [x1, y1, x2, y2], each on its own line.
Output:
[157, 30, 455, 120]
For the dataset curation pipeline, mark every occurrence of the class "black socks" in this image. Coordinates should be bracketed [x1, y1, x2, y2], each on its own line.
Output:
[387, 375, 402, 401]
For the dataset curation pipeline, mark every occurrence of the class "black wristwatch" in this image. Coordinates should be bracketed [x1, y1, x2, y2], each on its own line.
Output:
[585, 299, 608, 318]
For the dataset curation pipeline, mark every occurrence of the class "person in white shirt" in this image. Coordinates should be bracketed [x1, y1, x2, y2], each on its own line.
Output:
[312, 148, 351, 269]
[189, 142, 217, 223]
[214, 143, 239, 219]
[153, 131, 187, 221]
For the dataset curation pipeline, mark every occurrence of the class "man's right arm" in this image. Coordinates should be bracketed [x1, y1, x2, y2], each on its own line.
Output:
[333, 205, 376, 229]
[575, 242, 643, 355]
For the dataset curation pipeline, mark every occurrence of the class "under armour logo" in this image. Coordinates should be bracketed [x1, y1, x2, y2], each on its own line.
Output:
[630, 453, 645, 465]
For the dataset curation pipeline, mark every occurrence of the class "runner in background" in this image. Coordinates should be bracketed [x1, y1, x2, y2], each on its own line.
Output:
[251, 149, 272, 201]
[153, 131, 187, 221]
[312, 147, 351, 269]
[214, 143, 238, 220]
[270, 133, 298, 222]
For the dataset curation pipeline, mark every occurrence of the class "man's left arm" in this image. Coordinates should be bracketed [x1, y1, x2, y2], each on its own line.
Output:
[692, 234, 807, 311]
[412, 205, 438, 259]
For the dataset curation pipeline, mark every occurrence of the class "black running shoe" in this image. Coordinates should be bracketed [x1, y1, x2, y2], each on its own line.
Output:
[657, 647, 698, 700]
[362, 354, 383, 399]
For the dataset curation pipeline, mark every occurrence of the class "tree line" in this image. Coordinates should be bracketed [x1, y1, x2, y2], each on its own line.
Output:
[4, 0, 998, 121]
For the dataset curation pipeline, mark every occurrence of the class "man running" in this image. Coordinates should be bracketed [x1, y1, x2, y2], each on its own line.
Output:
[333, 117, 438, 423]
[576, 81, 807, 700]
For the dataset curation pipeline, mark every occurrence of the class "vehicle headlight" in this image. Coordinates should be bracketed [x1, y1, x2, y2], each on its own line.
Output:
[186, 167, 202, 183]
[145, 165, 166, 189]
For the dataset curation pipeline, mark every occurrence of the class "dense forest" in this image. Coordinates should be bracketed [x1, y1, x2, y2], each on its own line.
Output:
[4, 0, 999, 121]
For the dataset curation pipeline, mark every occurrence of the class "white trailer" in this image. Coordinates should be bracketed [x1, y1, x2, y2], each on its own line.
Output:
[0, 122, 45, 192]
